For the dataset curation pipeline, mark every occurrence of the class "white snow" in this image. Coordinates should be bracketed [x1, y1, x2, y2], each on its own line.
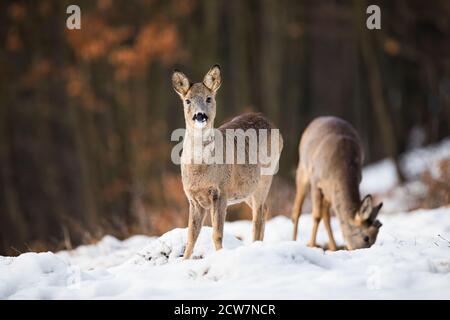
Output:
[360, 159, 399, 196]
[1, 207, 450, 299]
[361, 138, 450, 196]
[360, 138, 450, 213]
[2, 138, 450, 299]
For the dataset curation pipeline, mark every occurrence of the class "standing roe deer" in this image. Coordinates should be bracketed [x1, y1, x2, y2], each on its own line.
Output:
[172, 65, 283, 259]
[291, 116, 382, 250]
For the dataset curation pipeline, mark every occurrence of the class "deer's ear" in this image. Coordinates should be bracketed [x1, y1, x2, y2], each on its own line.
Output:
[203, 64, 221, 93]
[360, 195, 373, 219]
[354, 195, 373, 224]
[172, 70, 190, 97]
[370, 202, 383, 221]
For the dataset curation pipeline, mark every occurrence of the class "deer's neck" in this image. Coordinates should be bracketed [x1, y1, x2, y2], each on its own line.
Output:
[186, 123, 214, 134]
[184, 126, 215, 145]
[332, 176, 361, 221]
[182, 126, 216, 164]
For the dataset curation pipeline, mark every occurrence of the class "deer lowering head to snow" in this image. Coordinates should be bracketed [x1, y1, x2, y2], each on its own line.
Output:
[172, 65, 283, 259]
[291, 116, 382, 250]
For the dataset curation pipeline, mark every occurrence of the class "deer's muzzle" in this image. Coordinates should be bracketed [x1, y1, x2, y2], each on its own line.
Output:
[192, 112, 208, 123]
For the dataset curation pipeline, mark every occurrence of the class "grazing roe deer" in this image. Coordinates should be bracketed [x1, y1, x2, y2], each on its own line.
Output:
[291, 116, 382, 250]
[172, 65, 283, 259]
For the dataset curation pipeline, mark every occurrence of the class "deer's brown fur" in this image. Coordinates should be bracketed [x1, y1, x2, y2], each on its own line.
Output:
[172, 65, 283, 258]
[291, 116, 382, 250]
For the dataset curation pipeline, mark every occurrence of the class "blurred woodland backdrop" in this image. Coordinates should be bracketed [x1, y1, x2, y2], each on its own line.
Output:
[0, 0, 449, 255]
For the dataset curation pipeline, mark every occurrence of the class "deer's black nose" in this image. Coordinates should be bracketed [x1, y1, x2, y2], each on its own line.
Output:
[193, 112, 208, 122]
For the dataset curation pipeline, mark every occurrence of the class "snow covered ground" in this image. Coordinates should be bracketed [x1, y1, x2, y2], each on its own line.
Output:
[361, 138, 450, 196]
[1, 207, 450, 299]
[360, 138, 450, 212]
[1, 139, 450, 299]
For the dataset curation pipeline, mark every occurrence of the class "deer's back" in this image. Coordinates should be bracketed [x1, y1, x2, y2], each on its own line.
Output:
[218, 112, 282, 166]
[219, 112, 275, 131]
[300, 116, 363, 184]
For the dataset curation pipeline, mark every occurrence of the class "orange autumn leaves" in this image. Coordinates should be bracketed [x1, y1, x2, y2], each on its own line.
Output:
[66, 14, 182, 81]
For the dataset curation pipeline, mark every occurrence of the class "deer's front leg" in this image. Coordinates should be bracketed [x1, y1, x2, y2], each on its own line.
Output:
[210, 191, 227, 251]
[322, 200, 337, 251]
[183, 201, 206, 259]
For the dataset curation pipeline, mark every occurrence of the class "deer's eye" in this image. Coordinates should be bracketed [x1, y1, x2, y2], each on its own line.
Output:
[363, 236, 370, 242]
[206, 97, 212, 103]
[185, 99, 191, 105]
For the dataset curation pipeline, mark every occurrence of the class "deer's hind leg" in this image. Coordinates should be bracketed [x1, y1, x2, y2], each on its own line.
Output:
[322, 199, 337, 251]
[247, 175, 273, 242]
[308, 185, 323, 248]
[292, 166, 310, 241]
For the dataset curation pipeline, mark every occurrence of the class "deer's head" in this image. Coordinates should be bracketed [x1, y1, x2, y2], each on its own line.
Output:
[342, 195, 383, 249]
[172, 65, 221, 131]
